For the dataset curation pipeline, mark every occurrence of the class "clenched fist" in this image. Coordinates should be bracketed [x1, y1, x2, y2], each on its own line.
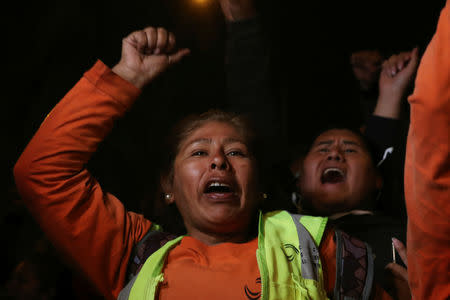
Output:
[112, 27, 190, 89]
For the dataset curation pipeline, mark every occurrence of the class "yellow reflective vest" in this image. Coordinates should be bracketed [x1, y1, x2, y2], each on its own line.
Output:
[119, 210, 329, 299]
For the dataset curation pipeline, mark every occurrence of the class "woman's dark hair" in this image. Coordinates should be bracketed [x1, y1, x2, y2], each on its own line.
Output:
[151, 109, 262, 234]
[290, 123, 379, 167]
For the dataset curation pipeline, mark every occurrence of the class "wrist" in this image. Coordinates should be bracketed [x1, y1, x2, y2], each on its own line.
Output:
[112, 64, 145, 89]
[378, 88, 405, 103]
[373, 94, 403, 119]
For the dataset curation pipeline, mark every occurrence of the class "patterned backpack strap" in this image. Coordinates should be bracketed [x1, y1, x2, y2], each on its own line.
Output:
[333, 230, 374, 300]
[126, 227, 179, 280]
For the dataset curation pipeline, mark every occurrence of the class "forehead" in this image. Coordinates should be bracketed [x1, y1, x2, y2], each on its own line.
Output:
[179, 121, 247, 149]
[313, 129, 365, 145]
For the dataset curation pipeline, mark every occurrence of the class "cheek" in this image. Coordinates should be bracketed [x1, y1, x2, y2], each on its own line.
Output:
[233, 160, 257, 192]
[236, 163, 254, 186]
[299, 176, 313, 194]
[173, 161, 204, 196]
[299, 160, 317, 188]
[351, 162, 377, 190]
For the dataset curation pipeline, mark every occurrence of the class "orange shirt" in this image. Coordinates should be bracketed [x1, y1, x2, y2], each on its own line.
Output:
[405, 1, 450, 299]
[160, 229, 339, 299]
[160, 237, 261, 299]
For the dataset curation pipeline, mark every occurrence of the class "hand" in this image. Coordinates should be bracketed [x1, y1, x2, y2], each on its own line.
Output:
[374, 48, 419, 119]
[385, 237, 411, 300]
[218, 0, 257, 22]
[112, 27, 190, 89]
[379, 47, 419, 99]
[350, 50, 383, 91]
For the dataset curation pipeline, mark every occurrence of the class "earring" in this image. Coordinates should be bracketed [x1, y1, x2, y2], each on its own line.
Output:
[165, 194, 172, 200]
[292, 192, 302, 208]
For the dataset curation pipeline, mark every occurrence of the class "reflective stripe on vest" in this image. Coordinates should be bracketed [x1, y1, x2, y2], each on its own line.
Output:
[258, 211, 328, 299]
[120, 210, 328, 300]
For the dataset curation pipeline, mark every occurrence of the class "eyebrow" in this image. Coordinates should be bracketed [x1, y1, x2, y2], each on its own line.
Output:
[188, 138, 211, 145]
[185, 137, 246, 147]
[314, 140, 362, 147]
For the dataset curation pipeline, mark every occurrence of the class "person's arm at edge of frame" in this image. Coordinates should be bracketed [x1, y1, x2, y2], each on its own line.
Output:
[405, 1, 450, 299]
[219, 0, 284, 157]
[218, 0, 257, 22]
[364, 48, 420, 219]
[219, 0, 273, 113]
[13, 27, 190, 300]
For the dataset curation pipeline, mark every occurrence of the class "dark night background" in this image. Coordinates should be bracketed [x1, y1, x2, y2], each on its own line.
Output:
[1, 0, 446, 296]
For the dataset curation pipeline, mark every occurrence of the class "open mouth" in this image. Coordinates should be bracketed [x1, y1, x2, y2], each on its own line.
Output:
[204, 182, 234, 194]
[321, 168, 345, 184]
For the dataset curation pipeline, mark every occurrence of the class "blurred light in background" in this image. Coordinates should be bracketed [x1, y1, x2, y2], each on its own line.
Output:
[191, 0, 210, 6]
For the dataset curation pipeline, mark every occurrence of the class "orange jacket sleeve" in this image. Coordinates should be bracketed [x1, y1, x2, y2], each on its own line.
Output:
[13, 61, 152, 300]
[405, 1, 450, 299]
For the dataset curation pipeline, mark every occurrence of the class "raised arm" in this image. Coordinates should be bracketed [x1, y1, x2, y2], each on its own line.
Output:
[365, 48, 419, 158]
[374, 47, 419, 120]
[218, 0, 257, 21]
[404, 2, 450, 299]
[219, 0, 270, 114]
[219, 0, 285, 173]
[13, 27, 189, 300]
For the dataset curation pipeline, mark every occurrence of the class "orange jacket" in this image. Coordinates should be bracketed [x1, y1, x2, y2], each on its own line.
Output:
[405, 1, 450, 299]
[13, 61, 152, 299]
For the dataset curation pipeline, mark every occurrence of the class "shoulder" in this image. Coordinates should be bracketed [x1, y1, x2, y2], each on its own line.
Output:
[126, 228, 179, 280]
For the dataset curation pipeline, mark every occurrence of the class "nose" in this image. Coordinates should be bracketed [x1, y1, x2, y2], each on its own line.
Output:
[327, 148, 345, 162]
[210, 151, 229, 171]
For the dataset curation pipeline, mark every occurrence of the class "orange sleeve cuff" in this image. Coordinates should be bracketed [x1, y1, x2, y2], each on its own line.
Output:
[84, 60, 142, 110]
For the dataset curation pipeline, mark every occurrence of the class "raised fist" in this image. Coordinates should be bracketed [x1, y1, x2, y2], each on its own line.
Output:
[112, 27, 190, 89]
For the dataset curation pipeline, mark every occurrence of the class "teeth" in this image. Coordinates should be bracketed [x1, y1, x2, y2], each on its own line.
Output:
[323, 168, 344, 176]
[205, 181, 233, 194]
[209, 182, 230, 187]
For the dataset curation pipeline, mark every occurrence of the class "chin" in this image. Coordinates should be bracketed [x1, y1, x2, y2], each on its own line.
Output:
[207, 207, 252, 229]
[206, 207, 241, 223]
[309, 196, 351, 216]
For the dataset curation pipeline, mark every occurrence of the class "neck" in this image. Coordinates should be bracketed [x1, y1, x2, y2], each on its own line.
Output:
[186, 216, 259, 246]
[187, 229, 254, 246]
[329, 209, 374, 220]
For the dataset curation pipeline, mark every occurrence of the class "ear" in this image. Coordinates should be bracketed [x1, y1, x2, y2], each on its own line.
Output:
[160, 174, 175, 204]
[289, 156, 304, 180]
